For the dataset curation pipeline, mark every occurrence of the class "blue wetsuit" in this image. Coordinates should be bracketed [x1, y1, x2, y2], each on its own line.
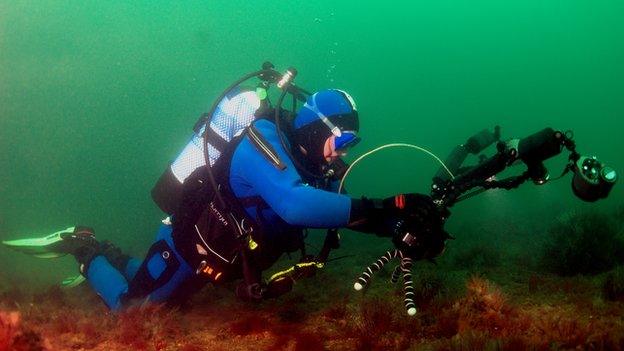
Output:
[86, 119, 352, 310]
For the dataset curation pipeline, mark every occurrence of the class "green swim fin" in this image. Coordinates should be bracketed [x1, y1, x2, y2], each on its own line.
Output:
[2, 226, 95, 258]
[2, 226, 96, 288]
[61, 275, 86, 288]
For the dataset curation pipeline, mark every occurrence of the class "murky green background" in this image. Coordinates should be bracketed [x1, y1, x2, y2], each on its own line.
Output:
[1, 1, 622, 288]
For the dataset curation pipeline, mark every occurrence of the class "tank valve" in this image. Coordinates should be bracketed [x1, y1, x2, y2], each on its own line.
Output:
[277, 67, 297, 89]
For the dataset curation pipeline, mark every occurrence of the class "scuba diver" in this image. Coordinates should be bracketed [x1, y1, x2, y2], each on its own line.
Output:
[4, 63, 616, 314]
[3, 68, 443, 310]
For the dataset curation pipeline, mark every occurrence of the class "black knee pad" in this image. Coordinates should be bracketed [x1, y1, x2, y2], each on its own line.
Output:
[125, 240, 180, 299]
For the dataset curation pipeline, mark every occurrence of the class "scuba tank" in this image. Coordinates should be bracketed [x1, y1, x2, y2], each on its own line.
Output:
[151, 86, 262, 214]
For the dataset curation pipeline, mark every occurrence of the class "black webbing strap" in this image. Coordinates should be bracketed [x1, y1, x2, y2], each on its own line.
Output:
[192, 113, 209, 133]
[204, 126, 228, 153]
[192, 112, 229, 153]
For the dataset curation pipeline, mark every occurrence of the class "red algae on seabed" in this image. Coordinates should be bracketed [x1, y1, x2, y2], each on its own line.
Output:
[1, 310, 50, 351]
[2, 273, 624, 350]
[0, 311, 20, 351]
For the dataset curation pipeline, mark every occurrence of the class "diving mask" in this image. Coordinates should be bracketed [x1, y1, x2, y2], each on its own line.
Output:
[334, 130, 361, 153]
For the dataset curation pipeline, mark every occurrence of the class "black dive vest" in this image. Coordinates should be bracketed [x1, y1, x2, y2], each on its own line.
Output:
[171, 124, 303, 282]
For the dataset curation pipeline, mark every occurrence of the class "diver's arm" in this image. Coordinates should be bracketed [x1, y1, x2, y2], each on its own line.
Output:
[232, 121, 352, 228]
[347, 197, 389, 234]
[235, 140, 410, 233]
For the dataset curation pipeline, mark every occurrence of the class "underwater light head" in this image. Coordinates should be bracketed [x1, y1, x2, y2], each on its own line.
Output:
[571, 155, 617, 202]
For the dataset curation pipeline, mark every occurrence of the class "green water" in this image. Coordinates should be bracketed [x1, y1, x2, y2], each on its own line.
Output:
[1, 1, 623, 287]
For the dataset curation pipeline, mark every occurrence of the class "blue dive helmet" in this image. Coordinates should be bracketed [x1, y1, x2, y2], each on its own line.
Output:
[293, 89, 360, 163]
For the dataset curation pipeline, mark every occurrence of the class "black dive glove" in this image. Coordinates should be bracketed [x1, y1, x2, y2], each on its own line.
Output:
[349, 193, 451, 259]
[348, 193, 436, 235]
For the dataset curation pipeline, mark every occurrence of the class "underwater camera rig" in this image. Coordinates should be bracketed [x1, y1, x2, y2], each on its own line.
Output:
[353, 127, 617, 316]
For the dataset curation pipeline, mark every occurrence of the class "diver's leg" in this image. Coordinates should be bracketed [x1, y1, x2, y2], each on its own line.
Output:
[124, 258, 142, 280]
[3, 226, 144, 310]
[67, 234, 133, 311]
[56, 229, 142, 310]
[85, 256, 129, 310]
[3, 224, 198, 309]
[124, 224, 197, 304]
[88, 224, 198, 308]
[87, 224, 197, 309]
